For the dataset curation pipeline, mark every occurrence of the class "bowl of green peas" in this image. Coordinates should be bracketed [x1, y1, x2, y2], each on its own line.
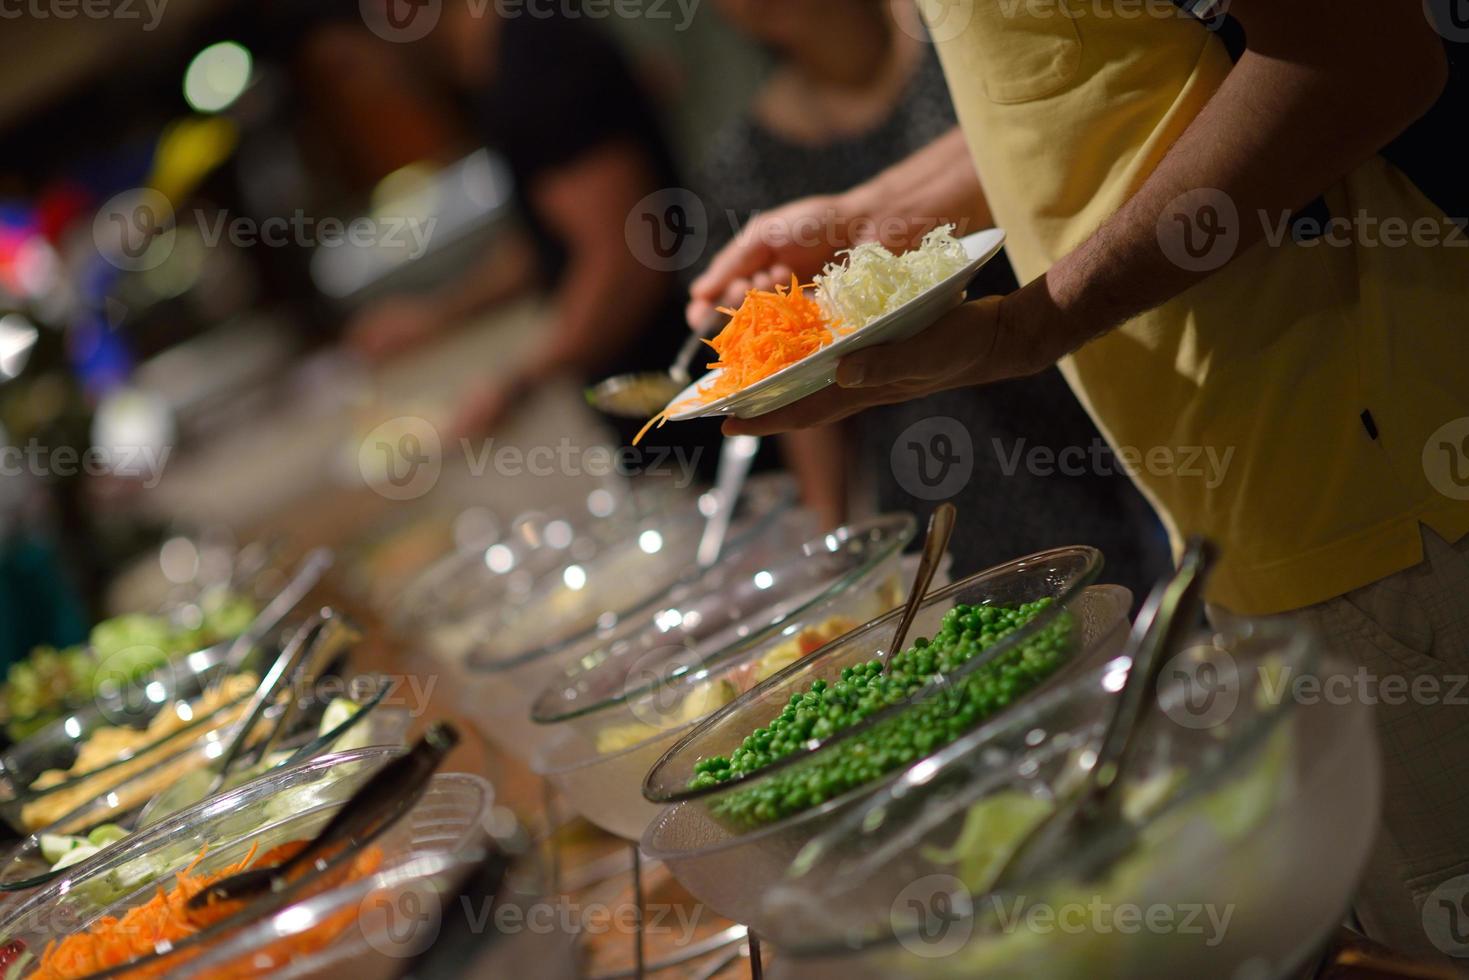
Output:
[639, 546, 1131, 929]
[756, 620, 1377, 980]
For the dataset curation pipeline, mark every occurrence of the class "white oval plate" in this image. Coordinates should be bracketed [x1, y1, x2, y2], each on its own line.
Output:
[664, 228, 1007, 421]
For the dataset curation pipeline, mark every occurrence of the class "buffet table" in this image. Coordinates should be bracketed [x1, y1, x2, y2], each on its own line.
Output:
[3, 304, 1447, 980]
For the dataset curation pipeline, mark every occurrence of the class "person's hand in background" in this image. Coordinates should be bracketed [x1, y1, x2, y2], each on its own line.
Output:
[451, 374, 531, 440]
[449, 348, 558, 439]
[344, 295, 448, 362]
[344, 233, 540, 364]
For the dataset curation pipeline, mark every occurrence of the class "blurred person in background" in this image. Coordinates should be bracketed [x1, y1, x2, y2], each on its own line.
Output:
[699, 0, 1166, 592]
[338, 3, 723, 461]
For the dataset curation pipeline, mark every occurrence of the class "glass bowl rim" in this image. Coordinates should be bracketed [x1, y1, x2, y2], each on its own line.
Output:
[161, 849, 471, 978]
[0, 663, 263, 808]
[85, 768, 491, 980]
[0, 745, 412, 937]
[0, 674, 398, 892]
[0, 748, 491, 978]
[461, 473, 798, 675]
[640, 544, 1104, 809]
[528, 512, 918, 730]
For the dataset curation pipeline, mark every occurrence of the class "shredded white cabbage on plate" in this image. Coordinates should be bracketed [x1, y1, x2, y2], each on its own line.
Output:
[813, 225, 970, 331]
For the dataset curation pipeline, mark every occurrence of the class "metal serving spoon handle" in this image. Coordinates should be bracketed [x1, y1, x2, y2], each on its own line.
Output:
[884, 502, 957, 673]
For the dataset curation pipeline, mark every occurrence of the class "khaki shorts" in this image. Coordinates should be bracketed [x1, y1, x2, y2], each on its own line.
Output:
[1269, 526, 1469, 970]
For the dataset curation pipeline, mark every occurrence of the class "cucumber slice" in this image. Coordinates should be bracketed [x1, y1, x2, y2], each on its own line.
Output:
[51, 844, 100, 871]
[39, 834, 84, 865]
[86, 824, 129, 847]
[319, 698, 361, 736]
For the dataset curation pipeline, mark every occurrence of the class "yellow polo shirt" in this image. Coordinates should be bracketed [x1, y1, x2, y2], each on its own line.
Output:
[918, 0, 1469, 615]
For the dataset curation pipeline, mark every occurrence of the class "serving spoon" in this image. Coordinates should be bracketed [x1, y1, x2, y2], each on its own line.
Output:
[695, 434, 760, 568]
[586, 314, 723, 418]
[986, 536, 1216, 894]
[883, 502, 957, 673]
[187, 722, 460, 913]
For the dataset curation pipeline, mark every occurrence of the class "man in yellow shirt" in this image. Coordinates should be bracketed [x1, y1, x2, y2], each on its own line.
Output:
[688, 0, 1469, 964]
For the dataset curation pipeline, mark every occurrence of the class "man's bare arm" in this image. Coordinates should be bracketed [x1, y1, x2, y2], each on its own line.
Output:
[995, 0, 1449, 367]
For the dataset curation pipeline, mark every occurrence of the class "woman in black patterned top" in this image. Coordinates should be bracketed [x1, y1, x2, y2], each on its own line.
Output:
[698, 0, 1167, 600]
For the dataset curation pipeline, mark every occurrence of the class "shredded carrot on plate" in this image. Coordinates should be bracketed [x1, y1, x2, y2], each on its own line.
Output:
[634, 277, 843, 443]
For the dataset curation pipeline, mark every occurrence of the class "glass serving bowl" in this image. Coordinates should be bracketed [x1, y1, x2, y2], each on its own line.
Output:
[0, 640, 282, 834]
[0, 675, 411, 891]
[758, 621, 1380, 979]
[409, 488, 699, 713]
[154, 810, 578, 979]
[392, 483, 691, 636]
[0, 747, 492, 979]
[0, 642, 234, 786]
[639, 549, 1131, 927]
[529, 514, 917, 840]
[0, 595, 260, 746]
[455, 475, 804, 761]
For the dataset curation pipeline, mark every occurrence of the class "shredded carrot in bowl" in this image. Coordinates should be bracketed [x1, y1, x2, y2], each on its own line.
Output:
[29, 843, 258, 980]
[635, 277, 843, 443]
[27, 839, 383, 980]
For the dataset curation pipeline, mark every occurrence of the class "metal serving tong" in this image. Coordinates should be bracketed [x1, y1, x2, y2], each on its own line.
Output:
[219, 547, 334, 675]
[136, 608, 359, 828]
[987, 537, 1217, 893]
[187, 722, 461, 913]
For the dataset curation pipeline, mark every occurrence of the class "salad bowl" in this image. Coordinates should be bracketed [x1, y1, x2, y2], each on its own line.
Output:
[0, 747, 491, 978]
[759, 620, 1379, 979]
[0, 674, 409, 891]
[455, 474, 801, 761]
